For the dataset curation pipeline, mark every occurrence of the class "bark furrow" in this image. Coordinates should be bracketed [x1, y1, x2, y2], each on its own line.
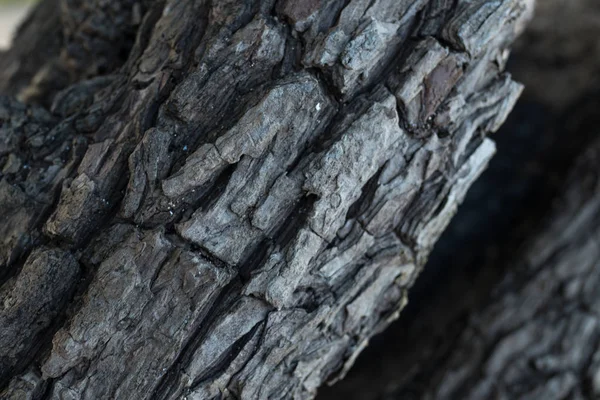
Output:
[0, 0, 531, 398]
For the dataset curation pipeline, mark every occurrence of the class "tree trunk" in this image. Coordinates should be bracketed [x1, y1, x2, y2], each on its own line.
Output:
[321, 1, 600, 398]
[0, 0, 530, 399]
[354, 134, 600, 400]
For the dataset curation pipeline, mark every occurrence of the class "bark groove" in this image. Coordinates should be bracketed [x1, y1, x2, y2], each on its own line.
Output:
[0, 0, 530, 398]
[321, 1, 600, 397]
[386, 136, 600, 399]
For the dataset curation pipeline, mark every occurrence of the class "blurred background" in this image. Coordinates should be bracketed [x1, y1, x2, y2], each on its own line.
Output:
[0, 0, 34, 49]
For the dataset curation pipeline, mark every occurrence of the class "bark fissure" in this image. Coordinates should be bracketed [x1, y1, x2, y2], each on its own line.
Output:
[0, 0, 532, 398]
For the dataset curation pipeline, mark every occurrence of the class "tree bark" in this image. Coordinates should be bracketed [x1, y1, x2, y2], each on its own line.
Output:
[356, 134, 600, 400]
[321, 0, 600, 397]
[320, 96, 600, 399]
[0, 0, 530, 398]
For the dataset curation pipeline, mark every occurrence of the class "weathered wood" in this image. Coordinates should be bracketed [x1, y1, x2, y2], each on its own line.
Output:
[0, 0, 530, 398]
[321, 95, 600, 400]
[0, 0, 145, 105]
[321, 1, 600, 397]
[365, 134, 600, 400]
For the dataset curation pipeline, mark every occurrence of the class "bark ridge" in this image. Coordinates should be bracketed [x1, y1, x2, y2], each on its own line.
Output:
[0, 0, 530, 398]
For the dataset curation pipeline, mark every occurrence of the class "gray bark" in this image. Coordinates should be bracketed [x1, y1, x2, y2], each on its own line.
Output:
[321, 0, 600, 398]
[355, 134, 600, 400]
[320, 93, 600, 400]
[0, 0, 529, 398]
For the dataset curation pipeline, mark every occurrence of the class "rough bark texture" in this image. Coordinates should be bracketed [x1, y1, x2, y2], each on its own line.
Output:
[321, 0, 600, 398]
[369, 135, 600, 400]
[0, 0, 530, 398]
[0, 0, 146, 105]
[320, 94, 600, 400]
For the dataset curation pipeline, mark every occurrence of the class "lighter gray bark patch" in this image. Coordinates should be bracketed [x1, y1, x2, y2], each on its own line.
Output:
[390, 138, 600, 399]
[0, 0, 531, 398]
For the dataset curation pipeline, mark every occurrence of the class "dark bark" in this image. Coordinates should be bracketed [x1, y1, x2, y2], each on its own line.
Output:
[0, 0, 529, 398]
[0, 0, 145, 105]
[320, 93, 600, 400]
[321, 1, 600, 398]
[351, 133, 600, 400]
